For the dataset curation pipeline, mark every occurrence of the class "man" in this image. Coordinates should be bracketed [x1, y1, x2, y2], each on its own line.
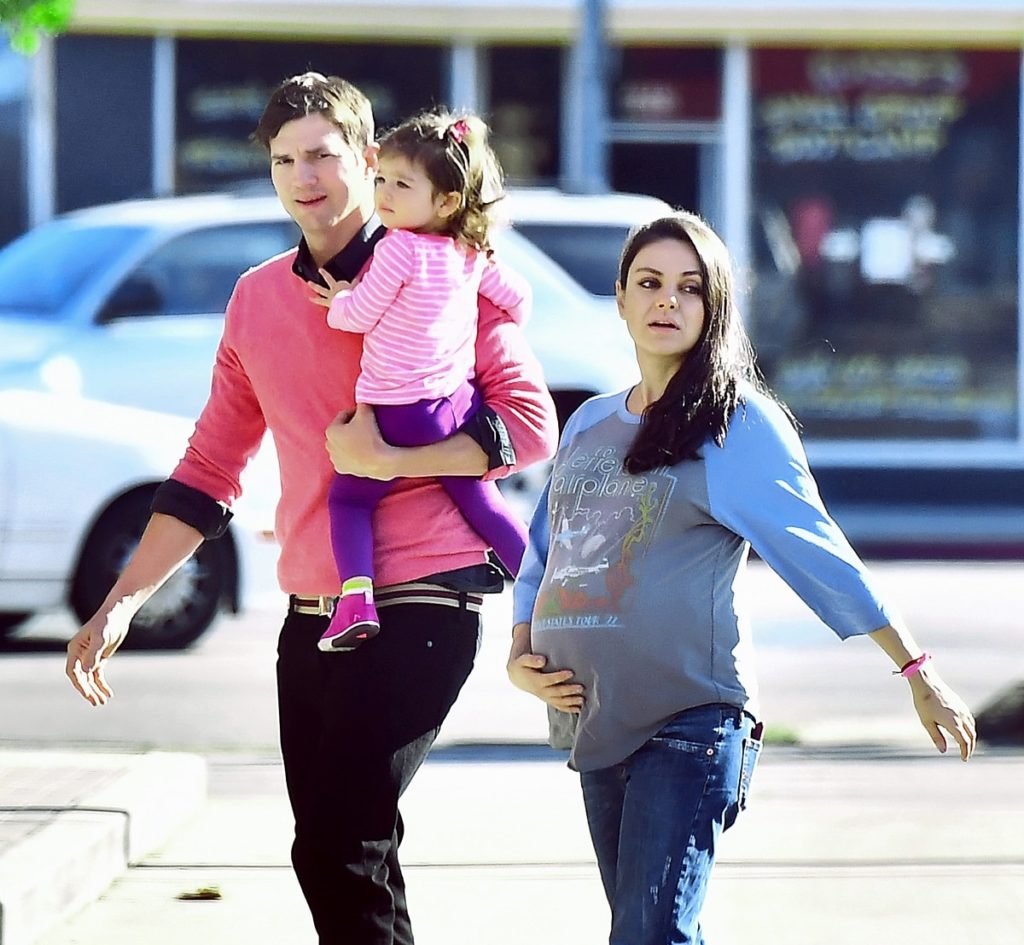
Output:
[65, 72, 557, 944]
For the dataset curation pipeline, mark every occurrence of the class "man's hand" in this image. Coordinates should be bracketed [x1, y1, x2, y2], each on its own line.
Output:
[325, 405, 397, 480]
[65, 608, 131, 706]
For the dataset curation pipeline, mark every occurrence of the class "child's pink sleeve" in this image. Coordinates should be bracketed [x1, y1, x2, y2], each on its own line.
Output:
[478, 255, 532, 326]
[326, 230, 412, 334]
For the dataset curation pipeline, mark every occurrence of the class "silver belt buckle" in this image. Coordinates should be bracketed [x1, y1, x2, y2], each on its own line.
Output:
[293, 595, 336, 616]
[316, 595, 336, 616]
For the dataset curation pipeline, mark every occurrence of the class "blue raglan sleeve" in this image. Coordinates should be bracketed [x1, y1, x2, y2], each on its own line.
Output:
[705, 393, 900, 639]
[511, 477, 553, 625]
[511, 401, 594, 626]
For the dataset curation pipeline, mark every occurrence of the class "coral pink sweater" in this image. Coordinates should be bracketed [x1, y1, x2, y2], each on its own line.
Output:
[327, 229, 530, 404]
[170, 247, 557, 595]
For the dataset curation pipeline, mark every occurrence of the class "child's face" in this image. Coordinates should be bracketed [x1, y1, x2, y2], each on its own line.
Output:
[373, 154, 454, 233]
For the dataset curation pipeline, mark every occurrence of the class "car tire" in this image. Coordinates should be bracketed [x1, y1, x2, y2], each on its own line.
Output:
[0, 612, 31, 638]
[69, 490, 232, 650]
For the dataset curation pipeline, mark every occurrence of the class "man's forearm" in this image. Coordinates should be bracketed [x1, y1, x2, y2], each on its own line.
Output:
[386, 431, 489, 478]
[327, 406, 490, 480]
[94, 513, 205, 620]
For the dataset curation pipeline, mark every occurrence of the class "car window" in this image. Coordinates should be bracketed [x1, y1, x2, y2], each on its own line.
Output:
[0, 221, 144, 320]
[513, 223, 631, 297]
[112, 222, 298, 318]
[491, 228, 595, 313]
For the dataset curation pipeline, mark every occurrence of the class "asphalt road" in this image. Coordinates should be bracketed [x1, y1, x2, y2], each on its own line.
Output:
[1, 560, 1021, 756]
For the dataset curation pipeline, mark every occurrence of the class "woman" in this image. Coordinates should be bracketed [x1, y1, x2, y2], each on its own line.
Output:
[507, 211, 975, 945]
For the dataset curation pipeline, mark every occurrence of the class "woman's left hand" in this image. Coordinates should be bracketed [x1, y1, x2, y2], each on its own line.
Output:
[325, 405, 397, 480]
[908, 666, 977, 761]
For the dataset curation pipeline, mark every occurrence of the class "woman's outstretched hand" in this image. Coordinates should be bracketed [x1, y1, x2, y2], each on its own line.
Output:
[908, 667, 977, 761]
[507, 623, 585, 714]
[868, 627, 977, 762]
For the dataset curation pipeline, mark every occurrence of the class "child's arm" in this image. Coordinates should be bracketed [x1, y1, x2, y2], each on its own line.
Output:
[478, 255, 532, 326]
[314, 231, 412, 335]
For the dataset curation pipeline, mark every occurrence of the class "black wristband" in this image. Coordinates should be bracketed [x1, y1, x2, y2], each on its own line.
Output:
[461, 405, 516, 471]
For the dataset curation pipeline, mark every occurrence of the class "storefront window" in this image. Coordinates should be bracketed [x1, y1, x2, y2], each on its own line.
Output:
[612, 46, 721, 123]
[175, 40, 445, 192]
[750, 48, 1020, 442]
[56, 35, 154, 213]
[607, 47, 721, 238]
[0, 40, 29, 247]
[487, 46, 561, 184]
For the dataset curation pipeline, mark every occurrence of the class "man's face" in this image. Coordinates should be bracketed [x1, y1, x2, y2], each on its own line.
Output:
[269, 113, 376, 241]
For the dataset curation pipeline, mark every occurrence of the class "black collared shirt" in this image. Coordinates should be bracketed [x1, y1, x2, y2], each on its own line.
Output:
[291, 215, 386, 287]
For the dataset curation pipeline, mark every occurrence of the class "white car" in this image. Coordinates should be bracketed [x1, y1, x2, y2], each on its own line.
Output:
[503, 187, 674, 299]
[0, 192, 637, 425]
[0, 193, 641, 639]
[0, 389, 280, 647]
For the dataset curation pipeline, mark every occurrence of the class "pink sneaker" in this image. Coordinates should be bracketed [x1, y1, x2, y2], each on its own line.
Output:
[317, 592, 381, 653]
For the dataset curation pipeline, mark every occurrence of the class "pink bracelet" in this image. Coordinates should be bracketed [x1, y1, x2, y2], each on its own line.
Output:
[894, 652, 931, 678]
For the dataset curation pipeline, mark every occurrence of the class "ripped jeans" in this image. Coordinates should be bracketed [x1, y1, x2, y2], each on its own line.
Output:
[580, 703, 762, 945]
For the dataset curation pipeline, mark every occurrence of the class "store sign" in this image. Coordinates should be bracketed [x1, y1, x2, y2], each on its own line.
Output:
[172, 40, 438, 193]
[176, 80, 274, 186]
[760, 51, 966, 163]
[752, 48, 1020, 444]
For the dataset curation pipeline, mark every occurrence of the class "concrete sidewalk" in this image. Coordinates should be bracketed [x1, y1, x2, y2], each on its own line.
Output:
[4, 561, 1023, 945]
[16, 745, 1024, 945]
[0, 751, 206, 945]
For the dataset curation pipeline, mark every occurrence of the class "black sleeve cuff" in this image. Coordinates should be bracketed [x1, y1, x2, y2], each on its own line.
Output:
[461, 404, 517, 471]
[151, 479, 233, 540]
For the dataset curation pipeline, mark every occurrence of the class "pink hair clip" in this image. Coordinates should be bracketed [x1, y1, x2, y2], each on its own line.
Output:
[449, 119, 470, 144]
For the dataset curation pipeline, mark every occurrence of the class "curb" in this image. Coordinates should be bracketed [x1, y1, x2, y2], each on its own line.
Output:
[0, 751, 207, 945]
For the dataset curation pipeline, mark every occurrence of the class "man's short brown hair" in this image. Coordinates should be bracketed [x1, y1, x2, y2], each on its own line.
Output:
[252, 72, 374, 152]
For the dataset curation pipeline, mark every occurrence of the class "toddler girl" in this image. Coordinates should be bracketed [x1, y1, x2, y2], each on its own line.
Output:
[311, 108, 529, 652]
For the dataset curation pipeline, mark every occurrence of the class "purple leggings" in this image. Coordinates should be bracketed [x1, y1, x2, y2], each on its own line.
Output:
[327, 381, 527, 585]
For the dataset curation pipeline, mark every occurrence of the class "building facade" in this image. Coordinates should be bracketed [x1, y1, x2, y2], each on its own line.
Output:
[2, 0, 1022, 502]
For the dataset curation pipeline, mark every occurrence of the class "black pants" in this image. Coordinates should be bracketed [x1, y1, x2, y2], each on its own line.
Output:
[276, 601, 480, 945]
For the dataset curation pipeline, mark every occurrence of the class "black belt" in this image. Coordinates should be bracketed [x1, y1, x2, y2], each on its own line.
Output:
[289, 582, 484, 616]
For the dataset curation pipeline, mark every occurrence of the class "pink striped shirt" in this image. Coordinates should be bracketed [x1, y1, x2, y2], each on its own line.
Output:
[326, 228, 530, 404]
[169, 244, 557, 595]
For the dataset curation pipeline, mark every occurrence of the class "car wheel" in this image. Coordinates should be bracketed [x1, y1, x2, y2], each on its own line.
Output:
[69, 490, 232, 649]
[0, 612, 31, 638]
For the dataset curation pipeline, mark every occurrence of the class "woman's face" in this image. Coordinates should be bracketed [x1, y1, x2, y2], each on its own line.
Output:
[616, 237, 706, 370]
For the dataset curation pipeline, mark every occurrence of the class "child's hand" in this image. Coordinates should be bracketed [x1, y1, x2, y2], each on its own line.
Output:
[309, 269, 353, 307]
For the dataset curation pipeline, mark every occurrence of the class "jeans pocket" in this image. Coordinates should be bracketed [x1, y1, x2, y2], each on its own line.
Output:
[736, 731, 763, 812]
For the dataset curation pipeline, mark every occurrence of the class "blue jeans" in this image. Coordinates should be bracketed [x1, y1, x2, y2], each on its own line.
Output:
[580, 703, 762, 945]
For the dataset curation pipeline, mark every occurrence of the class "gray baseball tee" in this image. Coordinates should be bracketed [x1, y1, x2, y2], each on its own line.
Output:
[512, 386, 900, 772]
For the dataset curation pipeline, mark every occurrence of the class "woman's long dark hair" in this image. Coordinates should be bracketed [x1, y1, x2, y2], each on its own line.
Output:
[621, 212, 776, 474]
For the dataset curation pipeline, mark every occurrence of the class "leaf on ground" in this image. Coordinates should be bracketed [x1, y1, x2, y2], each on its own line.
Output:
[176, 885, 223, 901]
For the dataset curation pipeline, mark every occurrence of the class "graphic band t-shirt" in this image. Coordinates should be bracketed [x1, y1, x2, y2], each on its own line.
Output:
[513, 386, 900, 772]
